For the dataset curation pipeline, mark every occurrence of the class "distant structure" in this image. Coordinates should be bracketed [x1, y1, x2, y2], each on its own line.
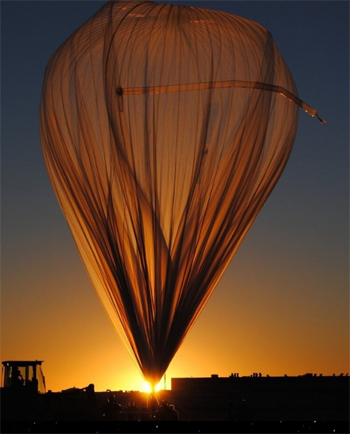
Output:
[171, 373, 349, 421]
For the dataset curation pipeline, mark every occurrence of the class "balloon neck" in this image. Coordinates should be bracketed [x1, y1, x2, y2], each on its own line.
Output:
[149, 381, 158, 395]
[145, 374, 159, 393]
[147, 390, 159, 408]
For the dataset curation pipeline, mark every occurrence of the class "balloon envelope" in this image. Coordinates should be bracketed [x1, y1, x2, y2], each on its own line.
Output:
[40, 0, 303, 385]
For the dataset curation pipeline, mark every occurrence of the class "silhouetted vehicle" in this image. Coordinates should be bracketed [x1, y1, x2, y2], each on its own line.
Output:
[2, 360, 46, 394]
[1, 361, 47, 421]
[1, 360, 97, 422]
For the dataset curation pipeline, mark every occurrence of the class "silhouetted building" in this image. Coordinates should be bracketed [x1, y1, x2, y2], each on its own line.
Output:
[171, 374, 349, 421]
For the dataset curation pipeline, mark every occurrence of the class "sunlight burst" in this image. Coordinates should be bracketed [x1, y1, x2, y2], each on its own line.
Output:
[142, 380, 162, 393]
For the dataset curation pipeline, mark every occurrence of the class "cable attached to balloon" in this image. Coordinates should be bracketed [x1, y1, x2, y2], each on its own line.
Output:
[116, 80, 326, 124]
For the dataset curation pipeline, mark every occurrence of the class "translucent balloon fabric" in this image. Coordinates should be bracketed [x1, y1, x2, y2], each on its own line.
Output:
[40, 0, 321, 386]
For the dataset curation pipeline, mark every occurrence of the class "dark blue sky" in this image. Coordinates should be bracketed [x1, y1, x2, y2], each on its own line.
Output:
[1, 1, 349, 391]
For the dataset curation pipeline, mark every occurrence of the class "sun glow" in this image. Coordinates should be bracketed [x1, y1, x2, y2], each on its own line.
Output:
[142, 380, 162, 393]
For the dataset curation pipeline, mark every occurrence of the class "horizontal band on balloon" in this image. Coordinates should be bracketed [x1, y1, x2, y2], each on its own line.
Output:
[116, 80, 325, 122]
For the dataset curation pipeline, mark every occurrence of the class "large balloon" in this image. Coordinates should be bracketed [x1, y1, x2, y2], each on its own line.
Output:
[40, 0, 323, 387]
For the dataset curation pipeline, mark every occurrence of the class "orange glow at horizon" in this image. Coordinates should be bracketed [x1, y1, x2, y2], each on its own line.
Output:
[1, 237, 349, 393]
[1, 199, 349, 393]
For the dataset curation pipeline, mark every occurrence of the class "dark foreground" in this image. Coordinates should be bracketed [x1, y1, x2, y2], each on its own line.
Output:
[1, 375, 349, 433]
[1, 420, 349, 433]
